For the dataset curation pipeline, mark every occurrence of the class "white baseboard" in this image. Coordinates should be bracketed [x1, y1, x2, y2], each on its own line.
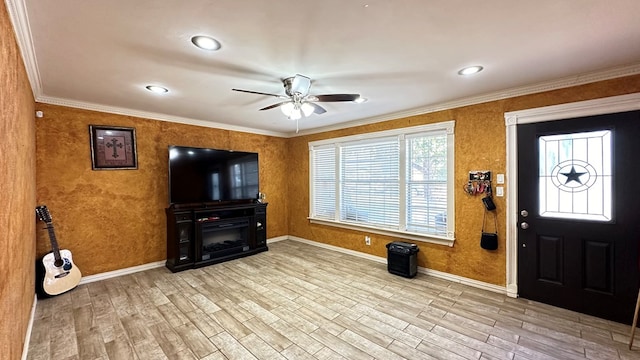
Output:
[22, 294, 37, 360]
[267, 235, 289, 244]
[418, 267, 506, 294]
[71, 235, 506, 295]
[75, 234, 288, 284]
[76, 234, 295, 285]
[78, 260, 166, 285]
[288, 236, 389, 265]
[286, 235, 507, 295]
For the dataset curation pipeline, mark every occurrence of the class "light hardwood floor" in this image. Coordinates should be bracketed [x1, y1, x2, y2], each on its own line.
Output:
[27, 240, 640, 360]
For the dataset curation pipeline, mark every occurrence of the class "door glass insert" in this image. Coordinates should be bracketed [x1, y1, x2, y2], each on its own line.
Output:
[538, 130, 611, 221]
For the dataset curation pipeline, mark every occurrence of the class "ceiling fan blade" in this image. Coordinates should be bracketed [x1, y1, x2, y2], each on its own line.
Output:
[313, 94, 361, 102]
[308, 102, 327, 114]
[232, 88, 286, 98]
[291, 74, 312, 96]
[259, 102, 290, 111]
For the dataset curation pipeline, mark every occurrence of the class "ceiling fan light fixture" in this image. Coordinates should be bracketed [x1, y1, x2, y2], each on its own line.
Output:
[301, 102, 315, 117]
[289, 107, 302, 120]
[458, 65, 484, 76]
[281, 101, 311, 120]
[191, 35, 221, 51]
[280, 102, 295, 116]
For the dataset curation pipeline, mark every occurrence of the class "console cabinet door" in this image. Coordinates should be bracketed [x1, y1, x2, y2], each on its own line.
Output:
[176, 220, 193, 263]
[255, 204, 267, 248]
[166, 211, 194, 271]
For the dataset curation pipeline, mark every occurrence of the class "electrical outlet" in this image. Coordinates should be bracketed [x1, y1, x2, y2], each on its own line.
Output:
[365, 236, 371, 245]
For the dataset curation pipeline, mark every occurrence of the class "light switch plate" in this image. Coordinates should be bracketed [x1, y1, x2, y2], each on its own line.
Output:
[497, 174, 505, 184]
[496, 186, 504, 197]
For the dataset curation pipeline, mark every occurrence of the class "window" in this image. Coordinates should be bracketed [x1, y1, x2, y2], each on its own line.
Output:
[309, 121, 455, 246]
[538, 130, 612, 221]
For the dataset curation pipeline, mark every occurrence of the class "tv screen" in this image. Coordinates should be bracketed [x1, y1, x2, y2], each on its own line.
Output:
[168, 146, 259, 204]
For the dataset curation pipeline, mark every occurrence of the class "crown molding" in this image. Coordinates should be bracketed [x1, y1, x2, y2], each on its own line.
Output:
[290, 63, 640, 137]
[504, 92, 640, 125]
[5, 0, 42, 97]
[31, 63, 640, 139]
[36, 95, 289, 138]
[34, 63, 640, 139]
[7, 0, 639, 139]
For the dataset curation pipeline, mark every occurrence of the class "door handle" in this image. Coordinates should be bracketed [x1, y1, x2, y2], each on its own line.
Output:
[520, 210, 529, 217]
[520, 222, 529, 229]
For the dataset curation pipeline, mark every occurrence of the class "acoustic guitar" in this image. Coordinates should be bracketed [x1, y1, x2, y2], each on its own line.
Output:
[35, 205, 81, 297]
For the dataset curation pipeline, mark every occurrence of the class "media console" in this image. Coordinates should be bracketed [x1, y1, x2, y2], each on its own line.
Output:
[165, 202, 267, 272]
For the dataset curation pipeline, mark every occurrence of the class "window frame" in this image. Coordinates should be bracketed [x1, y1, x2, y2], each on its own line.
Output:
[308, 121, 455, 246]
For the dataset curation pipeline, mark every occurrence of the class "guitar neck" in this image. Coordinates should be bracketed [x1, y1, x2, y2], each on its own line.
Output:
[45, 223, 62, 263]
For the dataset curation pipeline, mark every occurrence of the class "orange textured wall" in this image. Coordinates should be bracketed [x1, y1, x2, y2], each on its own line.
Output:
[287, 75, 640, 286]
[35, 104, 289, 276]
[1, 2, 37, 359]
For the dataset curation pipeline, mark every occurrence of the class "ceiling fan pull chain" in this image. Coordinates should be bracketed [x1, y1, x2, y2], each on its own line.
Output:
[296, 119, 299, 133]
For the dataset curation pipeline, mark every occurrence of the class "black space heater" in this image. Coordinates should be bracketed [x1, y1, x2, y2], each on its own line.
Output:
[386, 241, 419, 278]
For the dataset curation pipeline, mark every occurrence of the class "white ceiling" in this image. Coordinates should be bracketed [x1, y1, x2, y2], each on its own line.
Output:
[8, 0, 640, 137]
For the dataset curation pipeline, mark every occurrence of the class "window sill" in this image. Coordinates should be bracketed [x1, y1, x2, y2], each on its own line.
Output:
[308, 218, 455, 247]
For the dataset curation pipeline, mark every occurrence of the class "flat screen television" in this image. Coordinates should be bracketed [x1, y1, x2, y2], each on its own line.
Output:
[168, 146, 259, 204]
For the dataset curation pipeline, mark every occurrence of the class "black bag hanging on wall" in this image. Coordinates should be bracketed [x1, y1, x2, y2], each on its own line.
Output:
[481, 209, 498, 250]
[482, 195, 496, 211]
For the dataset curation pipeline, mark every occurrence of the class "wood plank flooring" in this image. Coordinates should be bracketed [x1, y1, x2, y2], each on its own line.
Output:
[27, 240, 640, 359]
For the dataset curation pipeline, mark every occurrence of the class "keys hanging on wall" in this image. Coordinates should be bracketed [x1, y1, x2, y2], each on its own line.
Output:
[463, 179, 493, 196]
[464, 171, 492, 196]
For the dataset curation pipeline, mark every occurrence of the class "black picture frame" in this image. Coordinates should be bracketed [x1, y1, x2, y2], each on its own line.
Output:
[89, 125, 138, 170]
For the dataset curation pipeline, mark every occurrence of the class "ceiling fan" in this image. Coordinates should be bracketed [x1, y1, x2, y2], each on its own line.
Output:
[232, 74, 361, 129]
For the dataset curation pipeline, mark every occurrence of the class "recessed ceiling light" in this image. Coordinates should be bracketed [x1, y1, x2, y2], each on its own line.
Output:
[354, 97, 368, 103]
[191, 35, 221, 51]
[145, 85, 169, 94]
[458, 66, 484, 76]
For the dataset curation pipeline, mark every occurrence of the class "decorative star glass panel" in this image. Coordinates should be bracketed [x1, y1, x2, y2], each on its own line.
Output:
[538, 130, 612, 221]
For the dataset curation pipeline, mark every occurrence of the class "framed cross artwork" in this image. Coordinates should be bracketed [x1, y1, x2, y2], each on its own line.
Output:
[89, 125, 138, 170]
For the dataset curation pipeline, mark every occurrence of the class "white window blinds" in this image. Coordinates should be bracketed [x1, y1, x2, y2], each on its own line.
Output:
[406, 132, 448, 235]
[310, 145, 336, 220]
[309, 121, 454, 243]
[340, 137, 400, 228]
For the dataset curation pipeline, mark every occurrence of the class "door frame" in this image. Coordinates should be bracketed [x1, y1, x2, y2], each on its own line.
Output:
[503, 92, 640, 298]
